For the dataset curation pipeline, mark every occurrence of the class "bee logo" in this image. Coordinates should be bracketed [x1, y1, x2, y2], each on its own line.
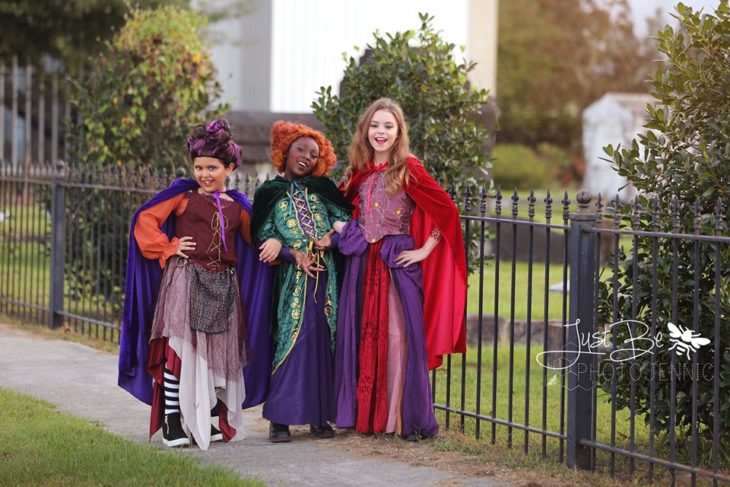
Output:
[667, 322, 710, 360]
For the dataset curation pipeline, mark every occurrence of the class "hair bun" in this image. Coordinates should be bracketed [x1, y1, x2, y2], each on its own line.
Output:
[206, 119, 232, 144]
[187, 118, 243, 167]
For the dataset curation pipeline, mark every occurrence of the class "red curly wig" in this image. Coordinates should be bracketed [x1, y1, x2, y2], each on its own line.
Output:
[270, 120, 337, 177]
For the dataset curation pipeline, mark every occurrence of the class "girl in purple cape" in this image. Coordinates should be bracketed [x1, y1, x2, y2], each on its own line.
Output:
[118, 119, 272, 450]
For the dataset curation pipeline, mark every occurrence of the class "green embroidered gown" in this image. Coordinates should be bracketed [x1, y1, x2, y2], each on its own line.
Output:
[252, 176, 352, 425]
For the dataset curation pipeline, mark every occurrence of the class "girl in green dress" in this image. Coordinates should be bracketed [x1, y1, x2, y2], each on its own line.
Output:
[251, 121, 352, 442]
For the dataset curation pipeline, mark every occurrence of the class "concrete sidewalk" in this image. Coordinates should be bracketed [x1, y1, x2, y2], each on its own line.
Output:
[0, 326, 509, 487]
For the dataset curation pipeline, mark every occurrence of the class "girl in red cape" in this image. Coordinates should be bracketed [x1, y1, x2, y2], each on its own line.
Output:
[334, 98, 467, 440]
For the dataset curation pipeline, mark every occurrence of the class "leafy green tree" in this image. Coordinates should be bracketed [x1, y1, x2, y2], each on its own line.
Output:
[497, 0, 658, 155]
[0, 0, 252, 72]
[64, 5, 227, 311]
[69, 5, 227, 171]
[312, 13, 490, 188]
[0, 0, 181, 70]
[599, 1, 730, 452]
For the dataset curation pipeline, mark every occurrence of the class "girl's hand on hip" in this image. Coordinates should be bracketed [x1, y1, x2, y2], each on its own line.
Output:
[394, 247, 430, 267]
[259, 238, 282, 263]
[175, 236, 196, 258]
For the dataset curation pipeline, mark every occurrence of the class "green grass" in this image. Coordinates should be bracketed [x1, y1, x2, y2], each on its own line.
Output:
[0, 233, 121, 338]
[1, 196, 53, 317]
[0, 240, 51, 305]
[0, 388, 263, 487]
[0, 239, 122, 340]
[0, 194, 52, 238]
[468, 261, 568, 320]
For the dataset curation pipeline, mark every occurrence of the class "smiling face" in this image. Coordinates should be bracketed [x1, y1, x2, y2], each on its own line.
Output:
[193, 156, 233, 193]
[284, 136, 320, 180]
[367, 109, 399, 164]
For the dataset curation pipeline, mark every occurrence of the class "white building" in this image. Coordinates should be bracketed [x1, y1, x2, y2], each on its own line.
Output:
[582, 92, 654, 201]
[207, 0, 498, 112]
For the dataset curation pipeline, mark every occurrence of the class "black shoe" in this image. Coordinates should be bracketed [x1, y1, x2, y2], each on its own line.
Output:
[310, 423, 335, 439]
[402, 433, 420, 442]
[162, 413, 190, 447]
[210, 423, 223, 443]
[269, 422, 291, 443]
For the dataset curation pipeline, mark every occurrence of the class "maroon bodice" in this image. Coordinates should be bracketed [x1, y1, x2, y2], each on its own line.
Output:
[358, 171, 415, 243]
[175, 191, 241, 269]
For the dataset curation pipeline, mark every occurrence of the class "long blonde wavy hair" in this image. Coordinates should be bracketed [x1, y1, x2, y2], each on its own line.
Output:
[345, 97, 411, 194]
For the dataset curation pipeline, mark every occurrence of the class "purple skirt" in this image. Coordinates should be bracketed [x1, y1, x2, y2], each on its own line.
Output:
[263, 270, 335, 425]
[334, 220, 438, 438]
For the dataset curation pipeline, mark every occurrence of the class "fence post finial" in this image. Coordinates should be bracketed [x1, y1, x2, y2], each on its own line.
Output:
[544, 190, 553, 223]
[595, 193, 604, 224]
[714, 197, 725, 235]
[576, 190, 592, 212]
[651, 198, 661, 232]
[495, 187, 503, 217]
[613, 194, 621, 227]
[631, 196, 642, 230]
[671, 195, 680, 233]
[528, 190, 536, 220]
[479, 185, 487, 217]
[464, 183, 473, 214]
[693, 198, 703, 235]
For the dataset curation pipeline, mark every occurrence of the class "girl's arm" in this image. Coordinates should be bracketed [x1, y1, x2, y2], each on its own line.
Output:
[317, 194, 351, 249]
[394, 226, 442, 268]
[314, 220, 347, 250]
[238, 209, 254, 247]
[133, 193, 188, 268]
[314, 229, 337, 250]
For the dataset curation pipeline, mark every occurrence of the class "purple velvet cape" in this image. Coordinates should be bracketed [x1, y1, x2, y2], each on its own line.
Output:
[117, 178, 273, 409]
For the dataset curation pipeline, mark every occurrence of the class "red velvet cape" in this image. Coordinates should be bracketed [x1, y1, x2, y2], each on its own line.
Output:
[343, 155, 467, 369]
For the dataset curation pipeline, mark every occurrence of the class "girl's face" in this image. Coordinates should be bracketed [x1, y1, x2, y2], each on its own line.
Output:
[193, 156, 233, 193]
[368, 109, 399, 162]
[284, 136, 319, 180]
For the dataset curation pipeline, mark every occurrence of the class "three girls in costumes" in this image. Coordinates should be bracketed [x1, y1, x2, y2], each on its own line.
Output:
[335, 98, 467, 440]
[252, 121, 352, 442]
[118, 119, 272, 450]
